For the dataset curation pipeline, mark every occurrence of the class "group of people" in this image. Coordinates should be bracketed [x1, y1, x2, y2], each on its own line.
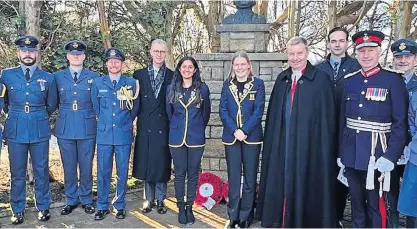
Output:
[0, 26, 417, 229]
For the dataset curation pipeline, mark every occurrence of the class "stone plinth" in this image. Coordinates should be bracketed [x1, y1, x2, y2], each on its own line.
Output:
[193, 52, 287, 180]
[216, 24, 270, 53]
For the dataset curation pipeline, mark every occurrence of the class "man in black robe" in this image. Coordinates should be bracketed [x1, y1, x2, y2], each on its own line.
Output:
[256, 36, 337, 228]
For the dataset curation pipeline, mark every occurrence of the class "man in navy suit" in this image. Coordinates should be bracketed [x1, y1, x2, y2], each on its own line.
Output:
[52, 40, 100, 216]
[1, 35, 57, 224]
[91, 48, 139, 220]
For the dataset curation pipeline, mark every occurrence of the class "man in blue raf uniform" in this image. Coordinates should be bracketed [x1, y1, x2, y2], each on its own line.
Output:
[392, 38, 417, 228]
[52, 40, 100, 216]
[0, 35, 57, 224]
[91, 48, 139, 220]
[315, 27, 361, 227]
[339, 31, 408, 228]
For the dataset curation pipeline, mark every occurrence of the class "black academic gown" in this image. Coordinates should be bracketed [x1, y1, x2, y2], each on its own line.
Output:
[256, 61, 337, 228]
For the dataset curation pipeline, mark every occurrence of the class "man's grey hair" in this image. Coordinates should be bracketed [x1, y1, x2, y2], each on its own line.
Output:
[286, 36, 309, 50]
[150, 39, 167, 50]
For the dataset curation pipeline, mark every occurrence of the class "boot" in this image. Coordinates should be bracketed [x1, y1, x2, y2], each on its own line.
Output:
[186, 202, 195, 225]
[177, 201, 187, 225]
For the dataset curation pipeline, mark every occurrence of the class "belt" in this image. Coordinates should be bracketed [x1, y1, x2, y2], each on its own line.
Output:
[346, 118, 391, 133]
[59, 103, 93, 111]
[346, 117, 391, 192]
[9, 105, 45, 113]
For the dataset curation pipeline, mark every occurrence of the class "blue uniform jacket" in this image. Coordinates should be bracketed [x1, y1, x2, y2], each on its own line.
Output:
[219, 77, 265, 145]
[91, 75, 140, 145]
[52, 68, 100, 139]
[1, 67, 56, 143]
[406, 74, 417, 166]
[339, 66, 408, 170]
[166, 83, 211, 147]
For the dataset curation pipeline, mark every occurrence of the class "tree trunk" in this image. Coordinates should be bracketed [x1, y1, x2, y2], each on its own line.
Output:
[254, 0, 269, 17]
[394, 0, 413, 39]
[97, 0, 112, 49]
[208, 0, 221, 52]
[295, 0, 302, 36]
[327, 0, 337, 33]
[288, 0, 296, 38]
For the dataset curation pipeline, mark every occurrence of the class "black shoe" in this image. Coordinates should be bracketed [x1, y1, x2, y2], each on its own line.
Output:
[141, 200, 153, 213]
[238, 219, 252, 228]
[185, 203, 195, 225]
[115, 209, 126, 219]
[82, 204, 95, 214]
[61, 204, 78, 215]
[94, 210, 110, 221]
[228, 219, 240, 228]
[11, 212, 24, 225]
[38, 210, 51, 222]
[157, 200, 167, 214]
[177, 201, 187, 225]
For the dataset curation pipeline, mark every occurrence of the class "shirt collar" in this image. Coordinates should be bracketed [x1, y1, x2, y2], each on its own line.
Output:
[405, 71, 414, 84]
[109, 74, 121, 83]
[20, 64, 37, 77]
[69, 67, 83, 78]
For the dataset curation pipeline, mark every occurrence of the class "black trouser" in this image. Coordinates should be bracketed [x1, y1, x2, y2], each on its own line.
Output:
[335, 175, 349, 222]
[345, 168, 382, 228]
[387, 166, 403, 228]
[225, 142, 261, 221]
[170, 146, 204, 204]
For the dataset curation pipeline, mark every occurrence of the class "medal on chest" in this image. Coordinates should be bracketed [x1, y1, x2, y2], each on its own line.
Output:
[366, 88, 388, 101]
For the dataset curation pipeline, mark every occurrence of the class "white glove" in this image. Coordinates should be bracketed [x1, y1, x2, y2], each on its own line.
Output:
[375, 156, 394, 172]
[337, 158, 344, 168]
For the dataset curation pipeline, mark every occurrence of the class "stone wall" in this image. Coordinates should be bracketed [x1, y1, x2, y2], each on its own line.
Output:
[193, 52, 287, 181]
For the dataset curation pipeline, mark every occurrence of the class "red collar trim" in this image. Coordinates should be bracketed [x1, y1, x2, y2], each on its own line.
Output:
[361, 66, 380, 78]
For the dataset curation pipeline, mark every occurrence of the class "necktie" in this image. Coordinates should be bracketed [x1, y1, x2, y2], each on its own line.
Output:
[333, 62, 339, 80]
[73, 72, 78, 82]
[290, 78, 297, 109]
[112, 80, 117, 88]
[25, 68, 30, 81]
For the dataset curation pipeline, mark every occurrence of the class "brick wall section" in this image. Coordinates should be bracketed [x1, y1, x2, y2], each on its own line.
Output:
[193, 53, 287, 181]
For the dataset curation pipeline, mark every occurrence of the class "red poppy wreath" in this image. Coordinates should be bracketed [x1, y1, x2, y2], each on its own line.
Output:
[195, 172, 223, 210]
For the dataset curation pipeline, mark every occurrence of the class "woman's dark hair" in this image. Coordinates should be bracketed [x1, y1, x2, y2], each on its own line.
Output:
[168, 56, 203, 104]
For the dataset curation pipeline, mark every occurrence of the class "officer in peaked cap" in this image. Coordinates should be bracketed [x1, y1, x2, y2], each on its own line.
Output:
[0, 35, 57, 224]
[391, 38, 417, 228]
[338, 30, 408, 227]
[51, 39, 100, 216]
[91, 47, 139, 220]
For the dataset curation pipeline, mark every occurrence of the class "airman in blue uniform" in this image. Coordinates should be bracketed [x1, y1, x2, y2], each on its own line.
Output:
[339, 31, 408, 228]
[91, 48, 140, 220]
[219, 51, 265, 228]
[1, 35, 57, 224]
[392, 39, 417, 228]
[166, 56, 211, 225]
[52, 40, 100, 215]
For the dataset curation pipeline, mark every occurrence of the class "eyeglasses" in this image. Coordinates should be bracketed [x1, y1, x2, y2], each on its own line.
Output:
[151, 50, 166, 55]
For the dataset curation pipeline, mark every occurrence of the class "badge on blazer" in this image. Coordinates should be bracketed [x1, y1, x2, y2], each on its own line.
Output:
[195, 102, 201, 108]
[37, 79, 47, 91]
[366, 88, 388, 101]
[249, 93, 255, 100]
[88, 79, 93, 84]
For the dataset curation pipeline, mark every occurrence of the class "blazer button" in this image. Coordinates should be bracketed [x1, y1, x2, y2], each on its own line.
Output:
[144, 95, 148, 98]
[159, 130, 162, 134]
[148, 130, 151, 133]
[159, 114, 162, 117]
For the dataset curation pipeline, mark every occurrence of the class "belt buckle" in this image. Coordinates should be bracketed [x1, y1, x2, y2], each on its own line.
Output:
[24, 105, 30, 113]
[72, 103, 78, 111]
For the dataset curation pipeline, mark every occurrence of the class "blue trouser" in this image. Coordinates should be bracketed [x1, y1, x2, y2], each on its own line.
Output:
[97, 144, 130, 211]
[345, 167, 381, 228]
[398, 162, 417, 228]
[8, 141, 50, 213]
[58, 138, 95, 205]
[144, 181, 167, 202]
[386, 166, 402, 228]
[170, 146, 204, 204]
[225, 142, 260, 221]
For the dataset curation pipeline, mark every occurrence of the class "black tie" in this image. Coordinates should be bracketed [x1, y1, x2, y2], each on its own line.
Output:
[113, 80, 117, 88]
[25, 68, 30, 81]
[74, 72, 78, 82]
[333, 62, 339, 80]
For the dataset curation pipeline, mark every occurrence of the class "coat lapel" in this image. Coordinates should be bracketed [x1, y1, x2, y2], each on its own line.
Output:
[103, 76, 115, 90]
[63, 68, 75, 83]
[407, 74, 417, 91]
[77, 69, 89, 83]
[15, 67, 26, 82]
[28, 67, 42, 83]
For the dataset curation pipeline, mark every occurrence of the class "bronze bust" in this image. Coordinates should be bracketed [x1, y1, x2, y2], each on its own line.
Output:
[223, 0, 266, 24]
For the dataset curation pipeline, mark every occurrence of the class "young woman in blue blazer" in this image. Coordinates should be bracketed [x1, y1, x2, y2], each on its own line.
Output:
[219, 50, 265, 228]
[166, 56, 211, 225]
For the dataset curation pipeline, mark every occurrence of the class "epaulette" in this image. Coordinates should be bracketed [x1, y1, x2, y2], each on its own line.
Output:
[382, 67, 404, 75]
[344, 69, 361, 79]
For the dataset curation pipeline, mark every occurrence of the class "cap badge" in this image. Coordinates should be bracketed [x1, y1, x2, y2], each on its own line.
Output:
[363, 33, 369, 41]
[72, 42, 79, 48]
[399, 42, 406, 51]
[25, 38, 31, 44]
[110, 50, 116, 56]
